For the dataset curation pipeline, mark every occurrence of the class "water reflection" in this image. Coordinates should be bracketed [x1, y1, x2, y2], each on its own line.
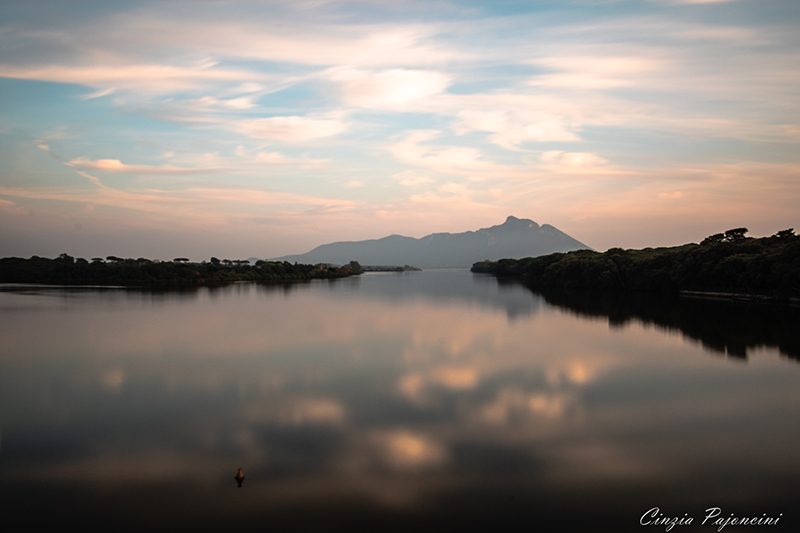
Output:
[324, 270, 542, 319]
[528, 288, 800, 361]
[0, 272, 798, 531]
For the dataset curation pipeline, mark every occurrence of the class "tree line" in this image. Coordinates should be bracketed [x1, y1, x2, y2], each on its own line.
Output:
[472, 228, 799, 298]
[0, 255, 363, 286]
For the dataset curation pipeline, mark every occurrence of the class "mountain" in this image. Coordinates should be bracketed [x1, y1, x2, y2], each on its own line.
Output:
[273, 216, 590, 268]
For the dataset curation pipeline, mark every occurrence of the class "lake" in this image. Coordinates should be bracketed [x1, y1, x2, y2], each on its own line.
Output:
[1, 270, 798, 532]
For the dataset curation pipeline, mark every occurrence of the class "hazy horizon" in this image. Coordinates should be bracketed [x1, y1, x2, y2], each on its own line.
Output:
[1, 0, 799, 260]
[0, 215, 793, 263]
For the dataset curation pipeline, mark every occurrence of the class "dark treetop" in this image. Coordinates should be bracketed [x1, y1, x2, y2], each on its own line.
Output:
[472, 228, 800, 298]
[0, 255, 363, 287]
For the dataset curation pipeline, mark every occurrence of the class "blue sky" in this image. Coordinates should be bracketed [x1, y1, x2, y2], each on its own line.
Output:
[1, 0, 798, 259]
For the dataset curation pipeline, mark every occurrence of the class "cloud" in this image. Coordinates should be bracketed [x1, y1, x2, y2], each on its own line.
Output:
[253, 151, 290, 164]
[373, 430, 446, 469]
[232, 149, 328, 170]
[529, 55, 665, 90]
[240, 396, 347, 426]
[234, 82, 266, 94]
[448, 94, 585, 149]
[392, 170, 434, 187]
[388, 130, 497, 175]
[190, 95, 258, 110]
[0, 63, 268, 94]
[0, 197, 27, 216]
[187, 187, 357, 211]
[456, 109, 581, 148]
[386, 130, 557, 185]
[101, 369, 125, 392]
[1, 1, 798, 258]
[481, 388, 576, 424]
[327, 67, 451, 109]
[67, 157, 220, 175]
[238, 113, 349, 142]
[2, 142, 361, 232]
[80, 87, 116, 100]
[83, 17, 462, 68]
[538, 150, 611, 174]
[545, 360, 600, 386]
[397, 365, 479, 404]
[61, 148, 329, 183]
[0, 182, 360, 231]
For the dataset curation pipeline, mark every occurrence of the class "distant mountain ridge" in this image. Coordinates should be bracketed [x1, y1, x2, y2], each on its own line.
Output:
[273, 216, 590, 268]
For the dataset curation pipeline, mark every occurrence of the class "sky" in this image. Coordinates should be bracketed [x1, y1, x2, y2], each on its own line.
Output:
[0, 0, 798, 260]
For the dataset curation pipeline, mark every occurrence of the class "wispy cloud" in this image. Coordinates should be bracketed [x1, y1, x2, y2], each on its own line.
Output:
[67, 157, 221, 175]
[80, 87, 116, 100]
[529, 55, 666, 90]
[237, 113, 350, 142]
[0, 63, 269, 94]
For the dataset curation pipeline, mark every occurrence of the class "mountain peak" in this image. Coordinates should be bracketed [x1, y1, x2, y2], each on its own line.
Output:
[272, 216, 589, 267]
[496, 215, 538, 230]
[503, 215, 535, 224]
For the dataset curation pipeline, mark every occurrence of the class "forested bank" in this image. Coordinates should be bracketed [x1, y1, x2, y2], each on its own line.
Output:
[0, 255, 363, 286]
[472, 228, 799, 298]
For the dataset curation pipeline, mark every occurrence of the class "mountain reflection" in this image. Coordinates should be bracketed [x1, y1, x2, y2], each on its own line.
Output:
[518, 287, 800, 361]
[321, 270, 542, 319]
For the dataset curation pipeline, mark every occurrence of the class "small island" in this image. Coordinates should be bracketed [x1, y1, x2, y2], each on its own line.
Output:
[0, 255, 364, 287]
[472, 228, 800, 301]
[361, 264, 421, 272]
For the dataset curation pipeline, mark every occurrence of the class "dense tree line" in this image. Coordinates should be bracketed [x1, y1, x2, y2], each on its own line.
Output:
[0, 255, 363, 287]
[472, 228, 800, 298]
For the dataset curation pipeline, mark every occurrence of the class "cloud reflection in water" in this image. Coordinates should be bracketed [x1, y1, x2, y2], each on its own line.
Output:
[0, 271, 798, 530]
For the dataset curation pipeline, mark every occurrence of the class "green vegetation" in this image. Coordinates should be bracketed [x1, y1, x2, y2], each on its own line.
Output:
[472, 228, 800, 298]
[0, 255, 363, 287]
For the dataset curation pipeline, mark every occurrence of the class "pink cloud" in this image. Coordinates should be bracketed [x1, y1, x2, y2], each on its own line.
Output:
[68, 158, 221, 175]
[238, 113, 349, 142]
[0, 63, 268, 94]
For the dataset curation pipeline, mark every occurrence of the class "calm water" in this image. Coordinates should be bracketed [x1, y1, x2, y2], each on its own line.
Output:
[1, 270, 798, 532]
